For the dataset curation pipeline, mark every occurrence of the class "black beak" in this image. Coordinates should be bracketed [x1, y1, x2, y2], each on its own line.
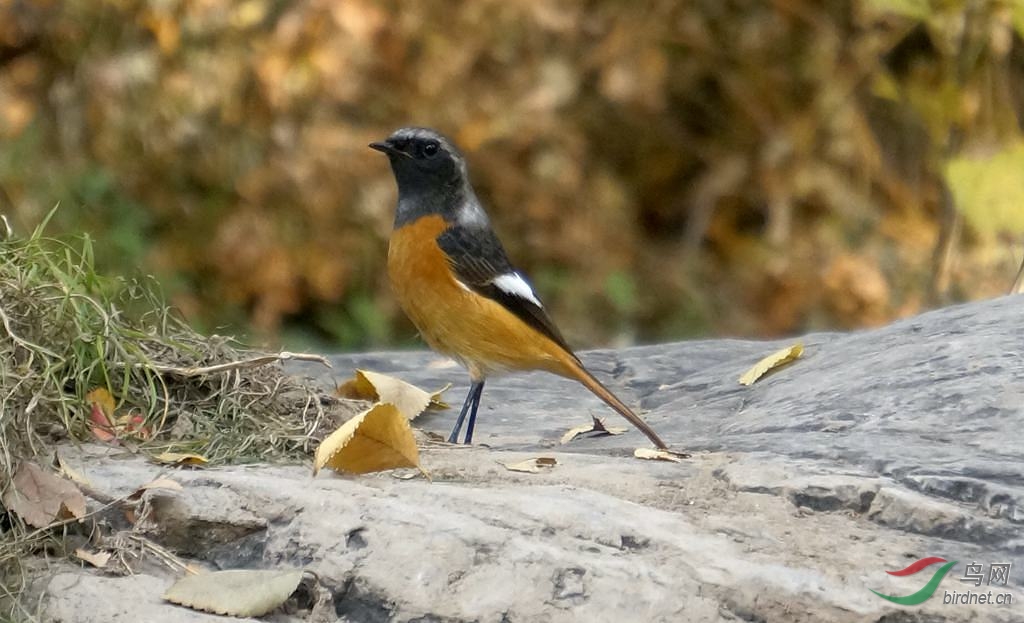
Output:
[369, 140, 412, 159]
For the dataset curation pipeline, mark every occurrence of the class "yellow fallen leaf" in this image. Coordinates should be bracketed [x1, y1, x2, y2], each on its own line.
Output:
[163, 569, 304, 617]
[141, 477, 184, 492]
[152, 452, 209, 466]
[336, 370, 378, 402]
[560, 424, 591, 445]
[391, 470, 427, 481]
[336, 370, 448, 420]
[633, 448, 689, 463]
[126, 477, 184, 507]
[314, 403, 420, 475]
[74, 548, 111, 569]
[560, 416, 627, 444]
[738, 342, 804, 386]
[501, 457, 558, 473]
[427, 383, 452, 410]
[134, 477, 184, 495]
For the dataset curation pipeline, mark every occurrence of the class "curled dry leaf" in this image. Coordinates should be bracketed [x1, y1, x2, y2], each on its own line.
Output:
[151, 452, 209, 466]
[391, 470, 425, 481]
[633, 448, 690, 463]
[314, 403, 420, 475]
[126, 477, 184, 522]
[501, 457, 558, 473]
[2, 462, 87, 528]
[738, 342, 804, 386]
[427, 383, 452, 410]
[128, 477, 184, 501]
[560, 415, 627, 444]
[163, 569, 304, 617]
[140, 477, 184, 492]
[74, 548, 112, 569]
[336, 369, 449, 419]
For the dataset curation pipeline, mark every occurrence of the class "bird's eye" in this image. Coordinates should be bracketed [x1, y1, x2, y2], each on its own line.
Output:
[422, 141, 439, 157]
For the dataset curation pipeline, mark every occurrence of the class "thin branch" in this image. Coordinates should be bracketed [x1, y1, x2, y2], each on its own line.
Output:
[122, 534, 197, 574]
[130, 351, 332, 378]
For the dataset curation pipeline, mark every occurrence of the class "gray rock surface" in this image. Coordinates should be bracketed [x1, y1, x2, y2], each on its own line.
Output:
[31, 296, 1024, 622]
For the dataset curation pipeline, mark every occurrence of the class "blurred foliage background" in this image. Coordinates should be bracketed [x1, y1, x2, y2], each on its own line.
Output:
[0, 0, 1022, 350]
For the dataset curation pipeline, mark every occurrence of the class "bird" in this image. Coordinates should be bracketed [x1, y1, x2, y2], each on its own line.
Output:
[370, 127, 668, 449]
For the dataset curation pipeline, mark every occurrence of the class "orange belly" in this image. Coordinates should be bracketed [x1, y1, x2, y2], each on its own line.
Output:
[387, 215, 571, 379]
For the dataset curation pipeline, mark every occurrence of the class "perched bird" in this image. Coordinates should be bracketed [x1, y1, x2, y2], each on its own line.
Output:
[370, 127, 668, 449]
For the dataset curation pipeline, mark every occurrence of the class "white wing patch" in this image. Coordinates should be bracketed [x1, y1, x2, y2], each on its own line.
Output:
[491, 273, 543, 308]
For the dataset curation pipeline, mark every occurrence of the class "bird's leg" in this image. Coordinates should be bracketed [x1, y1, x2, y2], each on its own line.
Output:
[462, 380, 485, 444]
[448, 380, 485, 444]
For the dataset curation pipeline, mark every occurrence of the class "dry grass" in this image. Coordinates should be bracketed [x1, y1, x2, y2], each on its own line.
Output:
[0, 211, 338, 617]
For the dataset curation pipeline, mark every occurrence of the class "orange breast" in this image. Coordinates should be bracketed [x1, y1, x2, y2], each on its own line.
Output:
[387, 215, 573, 379]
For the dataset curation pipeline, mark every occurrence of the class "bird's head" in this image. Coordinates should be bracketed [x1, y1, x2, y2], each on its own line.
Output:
[370, 127, 467, 191]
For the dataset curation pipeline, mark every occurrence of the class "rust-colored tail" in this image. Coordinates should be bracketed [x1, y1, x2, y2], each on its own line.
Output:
[557, 356, 668, 449]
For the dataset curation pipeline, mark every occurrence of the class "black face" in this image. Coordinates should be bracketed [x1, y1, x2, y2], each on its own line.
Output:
[376, 136, 440, 160]
[370, 128, 465, 193]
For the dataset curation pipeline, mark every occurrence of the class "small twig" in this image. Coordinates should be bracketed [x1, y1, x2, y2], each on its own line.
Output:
[77, 481, 117, 506]
[123, 534, 196, 574]
[132, 351, 332, 378]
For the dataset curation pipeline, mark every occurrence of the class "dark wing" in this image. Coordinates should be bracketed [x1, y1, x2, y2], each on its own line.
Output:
[436, 225, 576, 357]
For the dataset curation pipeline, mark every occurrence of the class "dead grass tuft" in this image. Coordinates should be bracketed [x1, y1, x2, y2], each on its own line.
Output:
[0, 212, 338, 615]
